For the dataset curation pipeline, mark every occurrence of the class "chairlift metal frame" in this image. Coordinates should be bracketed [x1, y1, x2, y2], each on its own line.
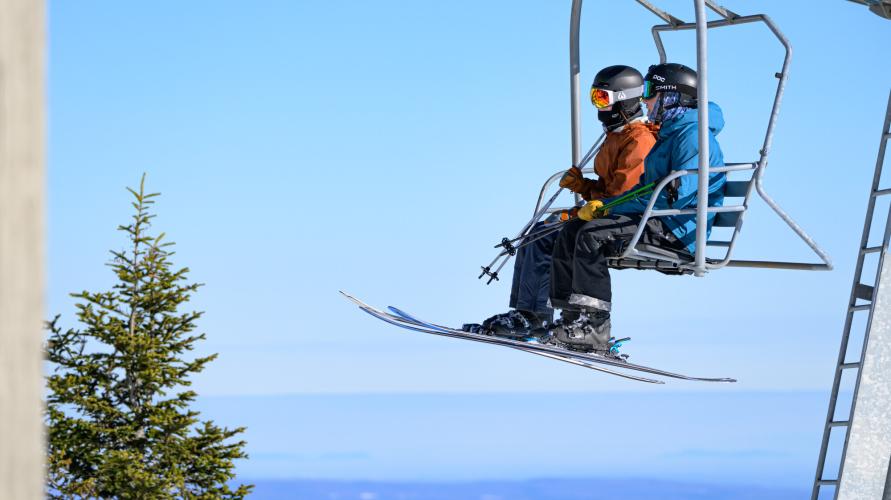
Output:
[563, 0, 832, 276]
[847, 0, 891, 19]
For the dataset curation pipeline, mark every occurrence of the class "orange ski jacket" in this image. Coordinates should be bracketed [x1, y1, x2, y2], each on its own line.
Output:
[576, 121, 658, 201]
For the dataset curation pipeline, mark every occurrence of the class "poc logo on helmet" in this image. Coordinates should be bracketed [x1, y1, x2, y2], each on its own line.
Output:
[652, 74, 666, 82]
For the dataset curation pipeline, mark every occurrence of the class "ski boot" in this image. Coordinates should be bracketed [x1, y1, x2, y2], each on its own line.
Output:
[463, 309, 550, 341]
[551, 309, 613, 353]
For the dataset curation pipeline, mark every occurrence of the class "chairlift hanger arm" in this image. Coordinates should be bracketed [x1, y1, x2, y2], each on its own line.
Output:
[704, 0, 740, 21]
[635, 0, 740, 24]
[693, 0, 711, 275]
[634, 0, 684, 26]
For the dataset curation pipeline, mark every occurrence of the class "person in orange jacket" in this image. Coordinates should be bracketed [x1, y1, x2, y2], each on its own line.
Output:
[559, 108, 658, 205]
[470, 65, 657, 338]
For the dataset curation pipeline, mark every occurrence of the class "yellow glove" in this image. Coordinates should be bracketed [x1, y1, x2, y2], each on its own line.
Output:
[577, 199, 607, 221]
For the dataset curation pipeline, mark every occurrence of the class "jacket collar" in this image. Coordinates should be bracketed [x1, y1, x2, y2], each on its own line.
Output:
[658, 102, 725, 137]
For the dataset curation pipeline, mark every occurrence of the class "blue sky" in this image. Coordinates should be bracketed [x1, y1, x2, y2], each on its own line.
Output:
[47, 0, 889, 485]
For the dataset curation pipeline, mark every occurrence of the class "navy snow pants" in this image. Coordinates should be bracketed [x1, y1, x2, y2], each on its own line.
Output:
[508, 222, 557, 320]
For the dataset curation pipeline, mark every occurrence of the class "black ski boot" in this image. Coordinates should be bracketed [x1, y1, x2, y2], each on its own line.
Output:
[463, 310, 550, 339]
[551, 309, 612, 353]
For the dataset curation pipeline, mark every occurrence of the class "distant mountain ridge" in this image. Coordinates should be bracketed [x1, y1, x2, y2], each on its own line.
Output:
[198, 391, 827, 489]
[244, 478, 807, 500]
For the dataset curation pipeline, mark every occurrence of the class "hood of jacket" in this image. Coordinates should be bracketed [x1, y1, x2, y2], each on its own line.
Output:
[659, 101, 724, 137]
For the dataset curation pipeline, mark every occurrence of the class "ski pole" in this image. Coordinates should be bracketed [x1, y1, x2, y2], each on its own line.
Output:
[494, 218, 566, 252]
[483, 181, 657, 280]
[478, 135, 608, 284]
[486, 216, 572, 280]
[601, 182, 656, 210]
[521, 134, 606, 242]
[499, 223, 564, 254]
[480, 187, 568, 283]
[494, 182, 656, 255]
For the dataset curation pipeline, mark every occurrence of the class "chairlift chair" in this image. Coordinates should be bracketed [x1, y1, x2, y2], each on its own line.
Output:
[528, 0, 833, 277]
[847, 0, 891, 19]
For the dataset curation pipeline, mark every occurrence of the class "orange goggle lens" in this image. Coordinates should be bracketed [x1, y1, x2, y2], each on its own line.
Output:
[590, 88, 612, 109]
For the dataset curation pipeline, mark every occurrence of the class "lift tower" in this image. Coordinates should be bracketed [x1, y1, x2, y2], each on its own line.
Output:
[811, 5, 891, 496]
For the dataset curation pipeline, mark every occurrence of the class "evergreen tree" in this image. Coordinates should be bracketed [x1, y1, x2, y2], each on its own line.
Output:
[45, 176, 252, 499]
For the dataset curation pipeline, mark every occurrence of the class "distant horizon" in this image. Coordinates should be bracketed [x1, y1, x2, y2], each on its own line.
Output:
[235, 475, 809, 500]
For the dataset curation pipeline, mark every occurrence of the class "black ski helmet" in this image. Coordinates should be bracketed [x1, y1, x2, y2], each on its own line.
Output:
[643, 63, 698, 107]
[591, 65, 645, 132]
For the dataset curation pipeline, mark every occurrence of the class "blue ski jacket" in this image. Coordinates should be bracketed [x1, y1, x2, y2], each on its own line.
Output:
[612, 102, 726, 253]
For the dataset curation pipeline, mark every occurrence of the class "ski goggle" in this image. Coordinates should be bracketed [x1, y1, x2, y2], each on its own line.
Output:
[590, 85, 644, 109]
[643, 80, 657, 99]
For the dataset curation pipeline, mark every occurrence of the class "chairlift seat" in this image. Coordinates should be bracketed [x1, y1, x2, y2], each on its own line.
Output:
[605, 174, 751, 274]
[608, 243, 694, 275]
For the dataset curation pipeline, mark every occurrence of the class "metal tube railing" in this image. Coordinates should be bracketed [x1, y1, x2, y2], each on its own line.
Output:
[569, 0, 583, 169]
[693, 0, 710, 276]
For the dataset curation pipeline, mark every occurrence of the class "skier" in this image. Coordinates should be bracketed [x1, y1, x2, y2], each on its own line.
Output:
[548, 62, 727, 352]
[472, 65, 658, 338]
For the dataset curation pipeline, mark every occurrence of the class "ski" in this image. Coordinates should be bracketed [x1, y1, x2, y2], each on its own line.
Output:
[384, 305, 663, 384]
[340, 291, 736, 383]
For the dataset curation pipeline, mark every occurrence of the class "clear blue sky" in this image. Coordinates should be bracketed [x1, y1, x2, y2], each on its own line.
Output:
[47, 0, 889, 484]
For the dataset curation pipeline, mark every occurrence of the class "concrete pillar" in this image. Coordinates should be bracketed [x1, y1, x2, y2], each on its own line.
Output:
[0, 0, 46, 498]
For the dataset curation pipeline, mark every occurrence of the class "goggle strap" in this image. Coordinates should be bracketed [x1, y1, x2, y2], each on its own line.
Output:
[614, 85, 644, 100]
[592, 85, 645, 102]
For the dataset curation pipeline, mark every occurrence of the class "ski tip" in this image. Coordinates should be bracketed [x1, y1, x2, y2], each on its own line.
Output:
[338, 290, 364, 308]
[387, 305, 412, 319]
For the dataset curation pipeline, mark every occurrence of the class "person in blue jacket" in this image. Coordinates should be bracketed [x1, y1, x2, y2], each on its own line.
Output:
[548, 63, 726, 353]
